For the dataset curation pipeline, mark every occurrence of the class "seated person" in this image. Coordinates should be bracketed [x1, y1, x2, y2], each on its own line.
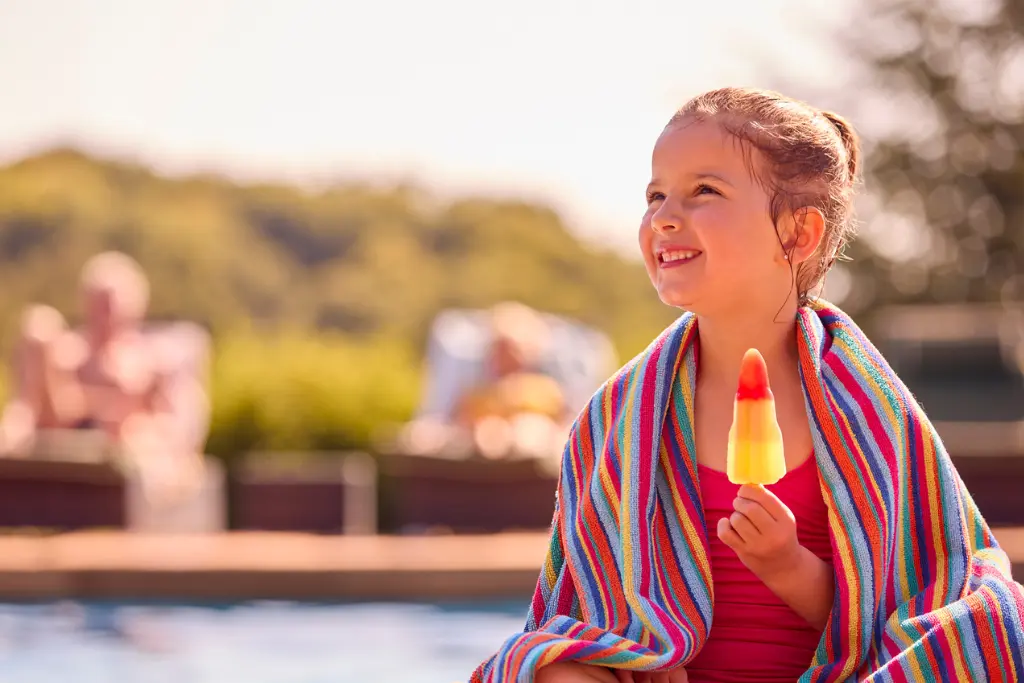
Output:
[453, 303, 570, 460]
[1, 252, 209, 505]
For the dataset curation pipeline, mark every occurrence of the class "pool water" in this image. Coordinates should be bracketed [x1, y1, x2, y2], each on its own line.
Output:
[0, 600, 528, 682]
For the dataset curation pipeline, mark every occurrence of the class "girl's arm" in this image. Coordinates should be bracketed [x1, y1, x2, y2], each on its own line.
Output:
[716, 484, 835, 630]
[755, 544, 834, 630]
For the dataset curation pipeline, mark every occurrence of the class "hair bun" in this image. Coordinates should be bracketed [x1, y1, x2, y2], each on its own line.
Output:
[820, 110, 860, 181]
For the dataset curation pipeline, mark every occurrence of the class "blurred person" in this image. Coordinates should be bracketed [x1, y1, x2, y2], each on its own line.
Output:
[1, 252, 208, 506]
[472, 88, 1024, 683]
[70, 252, 208, 505]
[453, 302, 569, 460]
[70, 252, 167, 437]
[0, 305, 84, 455]
[397, 302, 572, 461]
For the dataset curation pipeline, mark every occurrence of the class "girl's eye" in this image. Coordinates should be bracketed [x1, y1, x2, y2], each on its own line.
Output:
[695, 183, 720, 196]
[646, 190, 665, 205]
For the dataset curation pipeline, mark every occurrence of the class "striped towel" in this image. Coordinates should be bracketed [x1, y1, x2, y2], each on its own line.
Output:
[471, 301, 1024, 682]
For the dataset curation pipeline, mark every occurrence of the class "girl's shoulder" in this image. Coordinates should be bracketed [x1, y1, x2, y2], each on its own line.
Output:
[572, 312, 695, 425]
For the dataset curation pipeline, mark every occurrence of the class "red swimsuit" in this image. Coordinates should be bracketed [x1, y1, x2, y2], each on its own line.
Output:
[685, 457, 834, 683]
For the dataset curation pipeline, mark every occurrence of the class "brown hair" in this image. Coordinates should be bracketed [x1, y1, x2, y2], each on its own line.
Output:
[669, 87, 861, 304]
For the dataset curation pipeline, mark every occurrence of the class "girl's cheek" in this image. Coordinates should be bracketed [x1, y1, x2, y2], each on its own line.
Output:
[637, 220, 653, 246]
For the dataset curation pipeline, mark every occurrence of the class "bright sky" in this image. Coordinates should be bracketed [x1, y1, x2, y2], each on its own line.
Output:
[0, 0, 855, 253]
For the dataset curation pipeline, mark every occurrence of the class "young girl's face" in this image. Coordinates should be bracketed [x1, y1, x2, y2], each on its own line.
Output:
[639, 118, 793, 316]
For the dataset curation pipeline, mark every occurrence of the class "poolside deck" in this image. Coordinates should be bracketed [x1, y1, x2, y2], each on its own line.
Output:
[0, 531, 549, 601]
[0, 528, 1021, 601]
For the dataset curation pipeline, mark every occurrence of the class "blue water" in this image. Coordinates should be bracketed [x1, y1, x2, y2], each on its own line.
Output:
[0, 600, 528, 682]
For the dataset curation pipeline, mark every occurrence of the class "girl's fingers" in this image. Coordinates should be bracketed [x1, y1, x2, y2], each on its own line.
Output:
[717, 517, 745, 548]
[728, 510, 759, 541]
[737, 484, 794, 524]
[732, 496, 772, 533]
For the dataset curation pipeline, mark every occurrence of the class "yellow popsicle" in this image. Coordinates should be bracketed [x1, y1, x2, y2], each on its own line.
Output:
[726, 348, 787, 485]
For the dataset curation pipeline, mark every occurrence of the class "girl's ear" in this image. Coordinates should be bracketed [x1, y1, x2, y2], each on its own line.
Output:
[781, 207, 825, 265]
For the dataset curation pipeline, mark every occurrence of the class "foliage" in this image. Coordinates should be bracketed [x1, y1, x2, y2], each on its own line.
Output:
[0, 149, 677, 454]
[838, 0, 1024, 311]
[205, 333, 422, 458]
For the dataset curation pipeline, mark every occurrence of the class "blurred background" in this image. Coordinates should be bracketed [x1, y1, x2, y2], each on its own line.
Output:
[0, 0, 1022, 680]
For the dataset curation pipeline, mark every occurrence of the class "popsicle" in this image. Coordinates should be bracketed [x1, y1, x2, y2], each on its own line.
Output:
[726, 348, 787, 486]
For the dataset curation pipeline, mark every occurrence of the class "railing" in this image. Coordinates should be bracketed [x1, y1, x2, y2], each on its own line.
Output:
[0, 432, 1020, 536]
[228, 452, 377, 535]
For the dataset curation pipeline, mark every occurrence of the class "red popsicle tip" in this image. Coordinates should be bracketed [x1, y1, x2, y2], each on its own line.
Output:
[736, 348, 771, 400]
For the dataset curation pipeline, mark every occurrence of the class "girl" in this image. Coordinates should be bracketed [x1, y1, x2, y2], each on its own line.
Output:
[471, 87, 1024, 683]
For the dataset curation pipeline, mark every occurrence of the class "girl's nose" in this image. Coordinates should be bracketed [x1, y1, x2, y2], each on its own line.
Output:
[650, 203, 681, 235]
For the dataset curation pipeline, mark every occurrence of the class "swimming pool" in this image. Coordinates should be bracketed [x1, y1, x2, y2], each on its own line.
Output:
[0, 600, 529, 682]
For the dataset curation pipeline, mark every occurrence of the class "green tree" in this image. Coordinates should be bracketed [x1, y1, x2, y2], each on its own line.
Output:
[753, 0, 1023, 314]
[841, 0, 1023, 310]
[0, 148, 678, 454]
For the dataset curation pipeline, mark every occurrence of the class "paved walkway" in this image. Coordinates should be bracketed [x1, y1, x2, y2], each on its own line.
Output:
[0, 531, 549, 600]
[0, 528, 1019, 601]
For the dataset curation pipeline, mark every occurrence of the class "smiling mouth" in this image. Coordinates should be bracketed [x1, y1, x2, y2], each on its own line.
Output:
[657, 248, 702, 265]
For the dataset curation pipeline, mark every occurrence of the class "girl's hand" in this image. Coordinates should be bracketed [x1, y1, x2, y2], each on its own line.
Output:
[717, 484, 802, 581]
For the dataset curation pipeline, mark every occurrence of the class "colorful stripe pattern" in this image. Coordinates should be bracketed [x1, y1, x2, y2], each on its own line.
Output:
[470, 301, 1024, 682]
